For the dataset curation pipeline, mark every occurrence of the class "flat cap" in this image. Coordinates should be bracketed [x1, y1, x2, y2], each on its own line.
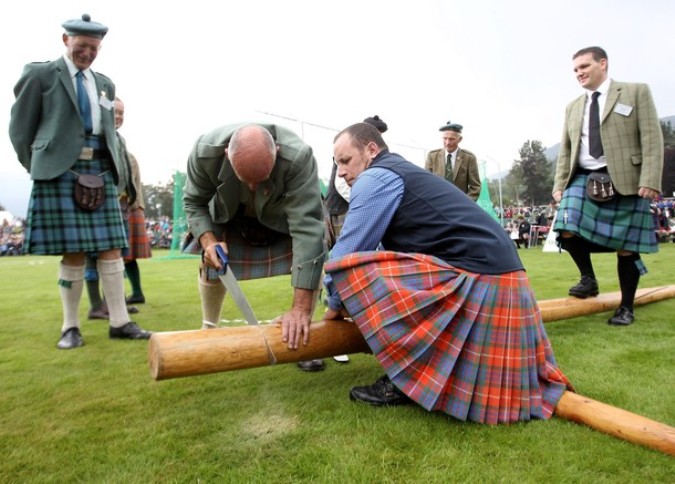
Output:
[62, 14, 108, 39]
[439, 121, 463, 133]
[363, 115, 388, 133]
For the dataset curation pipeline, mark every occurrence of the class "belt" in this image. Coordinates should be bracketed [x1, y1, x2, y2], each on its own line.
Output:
[78, 147, 110, 160]
[576, 166, 608, 176]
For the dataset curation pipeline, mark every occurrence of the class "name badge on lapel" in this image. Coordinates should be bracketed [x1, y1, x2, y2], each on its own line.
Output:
[99, 91, 114, 110]
[613, 103, 633, 116]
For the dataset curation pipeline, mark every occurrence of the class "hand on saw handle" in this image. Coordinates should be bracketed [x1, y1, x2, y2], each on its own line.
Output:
[214, 245, 230, 275]
[200, 233, 228, 272]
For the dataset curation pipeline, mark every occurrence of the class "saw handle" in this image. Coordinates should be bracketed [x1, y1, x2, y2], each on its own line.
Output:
[214, 245, 229, 274]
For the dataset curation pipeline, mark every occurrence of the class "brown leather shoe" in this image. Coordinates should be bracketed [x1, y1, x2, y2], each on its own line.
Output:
[88, 306, 109, 320]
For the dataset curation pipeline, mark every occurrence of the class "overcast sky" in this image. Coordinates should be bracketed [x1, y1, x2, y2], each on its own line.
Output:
[2, 0, 674, 215]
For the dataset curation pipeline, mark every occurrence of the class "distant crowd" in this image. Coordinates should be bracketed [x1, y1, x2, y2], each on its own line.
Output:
[1, 217, 26, 256]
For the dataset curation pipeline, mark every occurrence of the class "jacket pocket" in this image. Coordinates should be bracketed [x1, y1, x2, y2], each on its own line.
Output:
[631, 155, 642, 166]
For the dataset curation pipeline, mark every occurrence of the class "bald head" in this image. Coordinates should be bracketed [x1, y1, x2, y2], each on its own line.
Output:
[227, 125, 277, 189]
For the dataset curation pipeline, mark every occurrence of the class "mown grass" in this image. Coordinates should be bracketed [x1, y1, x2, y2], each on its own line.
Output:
[1, 245, 674, 483]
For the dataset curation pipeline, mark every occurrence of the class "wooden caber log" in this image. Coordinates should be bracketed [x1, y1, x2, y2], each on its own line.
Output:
[537, 285, 675, 322]
[148, 284, 675, 456]
[149, 285, 675, 381]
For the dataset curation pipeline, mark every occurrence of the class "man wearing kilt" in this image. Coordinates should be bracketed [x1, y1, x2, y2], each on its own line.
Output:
[183, 123, 326, 355]
[323, 123, 572, 424]
[552, 46, 664, 326]
[9, 14, 152, 349]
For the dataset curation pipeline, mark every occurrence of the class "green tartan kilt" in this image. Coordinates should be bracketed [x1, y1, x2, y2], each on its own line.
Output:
[553, 173, 657, 254]
[24, 159, 128, 255]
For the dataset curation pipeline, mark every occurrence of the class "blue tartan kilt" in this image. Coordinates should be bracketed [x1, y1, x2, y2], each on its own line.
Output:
[24, 159, 128, 255]
[553, 174, 657, 254]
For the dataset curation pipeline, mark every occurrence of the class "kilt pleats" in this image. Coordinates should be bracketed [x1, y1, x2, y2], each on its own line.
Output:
[325, 250, 572, 424]
[554, 174, 657, 254]
[24, 159, 127, 255]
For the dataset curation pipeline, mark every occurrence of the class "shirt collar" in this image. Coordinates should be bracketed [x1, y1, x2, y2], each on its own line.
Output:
[586, 77, 611, 99]
[62, 54, 92, 80]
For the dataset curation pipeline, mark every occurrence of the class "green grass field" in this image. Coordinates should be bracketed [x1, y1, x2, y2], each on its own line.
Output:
[1, 246, 674, 482]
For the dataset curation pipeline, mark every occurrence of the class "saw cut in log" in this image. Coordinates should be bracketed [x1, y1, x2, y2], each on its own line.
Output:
[555, 391, 675, 456]
[537, 285, 675, 322]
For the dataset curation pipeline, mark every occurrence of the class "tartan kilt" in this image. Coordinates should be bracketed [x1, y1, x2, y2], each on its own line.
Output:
[553, 174, 657, 254]
[183, 220, 293, 281]
[123, 207, 152, 260]
[24, 159, 128, 255]
[325, 251, 572, 425]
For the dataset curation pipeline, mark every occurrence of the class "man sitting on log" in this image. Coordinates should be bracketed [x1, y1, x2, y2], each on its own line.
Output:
[322, 123, 573, 424]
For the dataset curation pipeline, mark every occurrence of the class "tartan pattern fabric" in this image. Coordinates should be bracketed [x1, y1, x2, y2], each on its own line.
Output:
[24, 159, 128, 255]
[184, 221, 293, 281]
[123, 207, 152, 260]
[325, 250, 572, 424]
[553, 174, 657, 254]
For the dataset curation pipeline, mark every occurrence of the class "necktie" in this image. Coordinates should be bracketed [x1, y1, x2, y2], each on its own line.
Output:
[445, 153, 453, 181]
[76, 71, 93, 134]
[589, 91, 603, 159]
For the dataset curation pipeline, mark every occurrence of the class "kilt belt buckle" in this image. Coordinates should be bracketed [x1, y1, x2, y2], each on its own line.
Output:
[79, 147, 94, 160]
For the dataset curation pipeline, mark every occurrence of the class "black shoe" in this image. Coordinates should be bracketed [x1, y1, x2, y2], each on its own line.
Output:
[296, 359, 326, 372]
[568, 276, 599, 298]
[57, 327, 84, 349]
[349, 375, 412, 406]
[608, 306, 634, 326]
[109, 322, 152, 340]
[127, 305, 140, 314]
[126, 295, 145, 304]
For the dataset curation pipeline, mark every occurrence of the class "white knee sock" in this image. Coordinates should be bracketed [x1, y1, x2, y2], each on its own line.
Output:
[59, 263, 84, 333]
[98, 258, 129, 328]
[198, 275, 225, 329]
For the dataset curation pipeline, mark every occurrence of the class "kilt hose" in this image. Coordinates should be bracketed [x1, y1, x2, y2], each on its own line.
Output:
[554, 174, 658, 255]
[325, 251, 573, 425]
[123, 207, 152, 261]
[24, 159, 128, 255]
[183, 219, 293, 281]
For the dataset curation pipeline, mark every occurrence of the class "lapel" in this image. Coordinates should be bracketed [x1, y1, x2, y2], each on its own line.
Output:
[568, 94, 586, 140]
[602, 80, 621, 123]
[55, 57, 79, 112]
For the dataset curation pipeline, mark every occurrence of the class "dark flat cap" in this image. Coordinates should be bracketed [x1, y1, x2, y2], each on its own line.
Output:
[439, 121, 463, 133]
[363, 115, 388, 133]
[62, 14, 108, 39]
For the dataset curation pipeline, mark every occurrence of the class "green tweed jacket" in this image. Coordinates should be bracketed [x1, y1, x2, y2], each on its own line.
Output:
[183, 123, 326, 290]
[553, 80, 664, 195]
[9, 57, 123, 184]
[425, 148, 481, 200]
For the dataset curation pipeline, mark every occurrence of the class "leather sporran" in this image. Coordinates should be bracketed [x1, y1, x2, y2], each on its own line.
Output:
[586, 171, 615, 203]
[71, 170, 106, 211]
